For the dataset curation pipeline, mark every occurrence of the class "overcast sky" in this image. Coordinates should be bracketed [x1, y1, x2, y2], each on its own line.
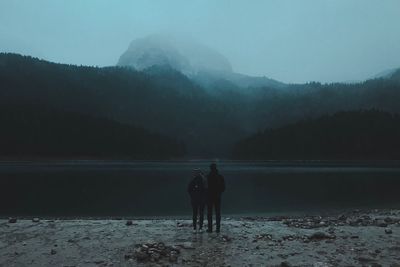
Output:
[0, 0, 399, 83]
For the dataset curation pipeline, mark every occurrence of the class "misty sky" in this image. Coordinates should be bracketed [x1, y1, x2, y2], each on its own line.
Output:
[1, 0, 399, 83]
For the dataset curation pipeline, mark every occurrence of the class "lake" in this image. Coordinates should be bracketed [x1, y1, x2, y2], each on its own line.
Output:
[1, 160, 400, 217]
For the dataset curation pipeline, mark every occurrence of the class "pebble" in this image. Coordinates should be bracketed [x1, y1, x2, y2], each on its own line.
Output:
[169, 252, 178, 263]
[356, 256, 375, 263]
[182, 242, 194, 249]
[177, 222, 185, 227]
[150, 252, 160, 261]
[134, 250, 148, 262]
[376, 220, 388, 227]
[385, 228, 393, 234]
[222, 235, 232, 242]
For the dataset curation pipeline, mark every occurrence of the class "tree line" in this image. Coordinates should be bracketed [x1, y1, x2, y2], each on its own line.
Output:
[0, 104, 185, 159]
[233, 110, 400, 160]
[1, 53, 400, 158]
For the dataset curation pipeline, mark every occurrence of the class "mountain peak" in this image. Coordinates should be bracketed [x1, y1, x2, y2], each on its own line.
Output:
[117, 34, 233, 75]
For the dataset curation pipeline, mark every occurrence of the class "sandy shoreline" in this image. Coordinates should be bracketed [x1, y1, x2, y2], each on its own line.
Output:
[1, 210, 400, 266]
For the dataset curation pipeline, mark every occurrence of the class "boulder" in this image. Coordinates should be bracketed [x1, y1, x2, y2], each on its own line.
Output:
[376, 220, 388, 227]
[308, 232, 335, 241]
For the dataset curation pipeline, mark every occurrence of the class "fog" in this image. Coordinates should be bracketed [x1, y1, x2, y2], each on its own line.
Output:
[0, 0, 399, 83]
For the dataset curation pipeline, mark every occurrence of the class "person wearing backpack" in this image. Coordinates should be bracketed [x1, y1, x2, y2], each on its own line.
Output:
[187, 168, 207, 233]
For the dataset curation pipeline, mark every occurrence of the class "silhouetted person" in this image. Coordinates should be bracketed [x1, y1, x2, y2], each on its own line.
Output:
[187, 168, 207, 233]
[207, 163, 225, 233]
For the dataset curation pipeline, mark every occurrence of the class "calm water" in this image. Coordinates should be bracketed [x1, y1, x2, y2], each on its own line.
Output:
[1, 160, 400, 217]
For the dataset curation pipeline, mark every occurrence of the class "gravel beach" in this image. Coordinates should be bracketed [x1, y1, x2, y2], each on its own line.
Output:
[1, 210, 400, 266]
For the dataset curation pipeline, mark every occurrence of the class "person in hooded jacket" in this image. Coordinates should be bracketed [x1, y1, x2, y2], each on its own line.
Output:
[206, 163, 225, 233]
[187, 168, 207, 233]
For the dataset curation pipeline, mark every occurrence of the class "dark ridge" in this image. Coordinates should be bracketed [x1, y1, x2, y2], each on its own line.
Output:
[233, 110, 400, 160]
[0, 104, 185, 159]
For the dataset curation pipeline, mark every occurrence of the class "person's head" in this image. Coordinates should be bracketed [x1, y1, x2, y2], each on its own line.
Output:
[193, 168, 202, 177]
[209, 163, 217, 172]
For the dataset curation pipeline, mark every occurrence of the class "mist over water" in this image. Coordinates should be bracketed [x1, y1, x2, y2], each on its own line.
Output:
[1, 161, 400, 217]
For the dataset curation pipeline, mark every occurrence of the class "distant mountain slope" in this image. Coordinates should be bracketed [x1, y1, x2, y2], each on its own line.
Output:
[372, 68, 399, 80]
[233, 110, 400, 160]
[117, 34, 285, 90]
[0, 53, 245, 156]
[117, 34, 233, 74]
[388, 68, 400, 83]
[2, 53, 400, 157]
[191, 70, 286, 92]
[0, 105, 185, 159]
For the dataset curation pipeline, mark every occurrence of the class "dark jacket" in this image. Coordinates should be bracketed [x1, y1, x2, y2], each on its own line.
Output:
[207, 171, 225, 198]
[188, 175, 206, 204]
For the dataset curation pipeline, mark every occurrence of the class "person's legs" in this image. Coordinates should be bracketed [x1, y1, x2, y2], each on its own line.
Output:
[192, 202, 198, 230]
[207, 199, 213, 232]
[215, 197, 221, 232]
[199, 203, 205, 230]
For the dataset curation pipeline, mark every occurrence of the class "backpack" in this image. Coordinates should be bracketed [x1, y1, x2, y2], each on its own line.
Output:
[191, 176, 204, 192]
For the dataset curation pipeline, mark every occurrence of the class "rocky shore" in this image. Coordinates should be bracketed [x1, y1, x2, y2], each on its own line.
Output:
[1, 209, 400, 266]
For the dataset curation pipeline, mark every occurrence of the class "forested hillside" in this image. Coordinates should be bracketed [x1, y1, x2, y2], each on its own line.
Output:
[0, 105, 185, 159]
[1, 53, 400, 157]
[0, 53, 244, 156]
[233, 110, 400, 160]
